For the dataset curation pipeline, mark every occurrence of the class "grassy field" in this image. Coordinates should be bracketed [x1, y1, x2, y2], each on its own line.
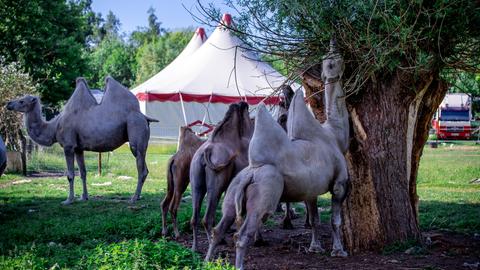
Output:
[0, 142, 479, 269]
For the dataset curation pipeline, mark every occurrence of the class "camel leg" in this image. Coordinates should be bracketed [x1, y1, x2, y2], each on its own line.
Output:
[331, 179, 349, 257]
[304, 201, 311, 229]
[306, 198, 325, 253]
[161, 190, 173, 237]
[130, 146, 148, 203]
[282, 202, 294, 229]
[205, 193, 236, 261]
[128, 117, 150, 203]
[235, 213, 261, 270]
[161, 159, 175, 236]
[190, 157, 206, 252]
[75, 150, 88, 201]
[62, 146, 75, 205]
[170, 187, 186, 238]
[203, 167, 229, 244]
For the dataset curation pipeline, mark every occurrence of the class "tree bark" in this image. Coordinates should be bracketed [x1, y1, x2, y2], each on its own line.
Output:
[303, 65, 326, 123]
[304, 69, 448, 253]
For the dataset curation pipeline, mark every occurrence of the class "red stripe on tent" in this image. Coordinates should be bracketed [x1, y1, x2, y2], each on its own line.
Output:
[136, 92, 280, 105]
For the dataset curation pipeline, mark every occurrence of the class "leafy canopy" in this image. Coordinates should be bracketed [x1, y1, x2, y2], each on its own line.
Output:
[211, 0, 480, 93]
[0, 0, 92, 108]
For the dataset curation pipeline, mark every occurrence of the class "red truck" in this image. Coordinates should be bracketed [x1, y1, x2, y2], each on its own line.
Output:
[432, 93, 472, 139]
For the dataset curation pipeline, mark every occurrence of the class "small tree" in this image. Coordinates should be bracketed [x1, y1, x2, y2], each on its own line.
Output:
[0, 60, 38, 152]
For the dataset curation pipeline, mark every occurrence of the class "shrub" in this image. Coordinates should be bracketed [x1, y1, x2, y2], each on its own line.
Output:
[0, 59, 38, 151]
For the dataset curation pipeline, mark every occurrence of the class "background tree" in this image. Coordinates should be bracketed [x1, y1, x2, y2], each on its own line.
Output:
[87, 37, 136, 88]
[0, 59, 38, 152]
[0, 0, 92, 109]
[134, 30, 192, 85]
[202, 0, 480, 252]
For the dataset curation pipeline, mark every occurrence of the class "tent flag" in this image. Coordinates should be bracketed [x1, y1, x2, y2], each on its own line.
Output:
[132, 14, 299, 138]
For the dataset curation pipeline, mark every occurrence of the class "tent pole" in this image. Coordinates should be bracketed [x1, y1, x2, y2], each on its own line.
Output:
[202, 93, 213, 126]
[179, 92, 188, 126]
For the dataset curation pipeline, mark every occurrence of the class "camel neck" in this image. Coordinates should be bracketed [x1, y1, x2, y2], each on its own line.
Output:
[25, 102, 57, 146]
[325, 80, 349, 152]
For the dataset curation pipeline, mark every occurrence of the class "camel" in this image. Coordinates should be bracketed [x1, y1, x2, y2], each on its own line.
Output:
[6, 77, 158, 204]
[0, 135, 6, 176]
[161, 126, 205, 238]
[207, 43, 350, 269]
[190, 101, 254, 251]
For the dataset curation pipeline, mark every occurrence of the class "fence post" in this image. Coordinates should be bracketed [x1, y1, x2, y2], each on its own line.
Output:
[98, 152, 102, 175]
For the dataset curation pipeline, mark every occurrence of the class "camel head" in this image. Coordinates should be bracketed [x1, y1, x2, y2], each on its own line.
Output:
[210, 103, 241, 142]
[6, 95, 39, 113]
[321, 40, 345, 83]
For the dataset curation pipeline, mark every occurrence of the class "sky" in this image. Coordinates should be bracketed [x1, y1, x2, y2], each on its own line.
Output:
[91, 0, 234, 35]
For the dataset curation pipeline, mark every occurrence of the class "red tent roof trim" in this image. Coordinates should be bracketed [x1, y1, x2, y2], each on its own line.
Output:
[136, 92, 280, 105]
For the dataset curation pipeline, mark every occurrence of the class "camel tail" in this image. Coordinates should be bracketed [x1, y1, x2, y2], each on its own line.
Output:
[164, 156, 175, 200]
[234, 172, 253, 226]
[203, 146, 235, 172]
[145, 116, 159, 123]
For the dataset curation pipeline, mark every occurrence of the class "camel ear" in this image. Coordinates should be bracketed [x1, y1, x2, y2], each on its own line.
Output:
[29, 96, 38, 104]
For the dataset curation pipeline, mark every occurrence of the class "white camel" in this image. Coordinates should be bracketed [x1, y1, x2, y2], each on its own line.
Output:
[207, 42, 350, 269]
[7, 77, 158, 204]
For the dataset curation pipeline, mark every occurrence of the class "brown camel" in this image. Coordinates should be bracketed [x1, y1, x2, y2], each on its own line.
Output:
[161, 126, 205, 238]
[190, 102, 254, 251]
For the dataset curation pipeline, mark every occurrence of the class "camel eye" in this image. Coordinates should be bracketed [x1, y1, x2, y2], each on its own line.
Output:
[19, 100, 24, 104]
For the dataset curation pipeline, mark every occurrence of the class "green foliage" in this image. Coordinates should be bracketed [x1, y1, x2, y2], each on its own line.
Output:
[0, 0, 92, 107]
[134, 31, 193, 85]
[0, 60, 38, 151]
[87, 37, 137, 88]
[83, 239, 201, 269]
[219, 0, 480, 93]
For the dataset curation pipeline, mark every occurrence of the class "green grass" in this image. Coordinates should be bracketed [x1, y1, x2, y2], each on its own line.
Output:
[418, 143, 480, 233]
[0, 142, 479, 269]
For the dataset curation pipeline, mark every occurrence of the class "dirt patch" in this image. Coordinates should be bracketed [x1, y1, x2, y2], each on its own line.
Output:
[175, 213, 480, 270]
[28, 171, 67, 178]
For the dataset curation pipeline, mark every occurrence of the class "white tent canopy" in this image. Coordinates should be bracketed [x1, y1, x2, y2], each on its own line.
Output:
[132, 14, 297, 139]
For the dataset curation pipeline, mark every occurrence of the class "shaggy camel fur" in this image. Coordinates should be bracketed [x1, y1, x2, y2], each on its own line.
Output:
[7, 77, 157, 204]
[205, 105, 285, 266]
[190, 102, 254, 251]
[0, 135, 6, 176]
[161, 126, 204, 238]
[207, 45, 350, 269]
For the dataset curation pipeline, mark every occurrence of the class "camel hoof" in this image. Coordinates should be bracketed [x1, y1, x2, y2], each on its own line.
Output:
[161, 229, 168, 237]
[174, 231, 181, 239]
[129, 195, 139, 204]
[78, 195, 89, 201]
[308, 243, 325, 253]
[61, 199, 74, 205]
[331, 249, 348, 257]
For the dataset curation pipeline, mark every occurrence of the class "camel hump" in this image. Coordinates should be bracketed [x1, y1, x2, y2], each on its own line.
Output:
[287, 90, 321, 140]
[249, 103, 289, 166]
[63, 77, 98, 112]
[103, 76, 140, 110]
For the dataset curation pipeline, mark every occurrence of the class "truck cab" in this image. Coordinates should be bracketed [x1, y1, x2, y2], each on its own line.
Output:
[432, 93, 472, 139]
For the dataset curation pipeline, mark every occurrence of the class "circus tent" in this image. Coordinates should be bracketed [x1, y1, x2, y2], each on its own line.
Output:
[132, 14, 297, 138]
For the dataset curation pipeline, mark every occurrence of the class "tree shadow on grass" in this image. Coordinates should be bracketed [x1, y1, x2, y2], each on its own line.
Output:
[419, 200, 480, 233]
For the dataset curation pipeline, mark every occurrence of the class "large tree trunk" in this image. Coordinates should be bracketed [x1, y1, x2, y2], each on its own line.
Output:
[304, 69, 448, 253]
